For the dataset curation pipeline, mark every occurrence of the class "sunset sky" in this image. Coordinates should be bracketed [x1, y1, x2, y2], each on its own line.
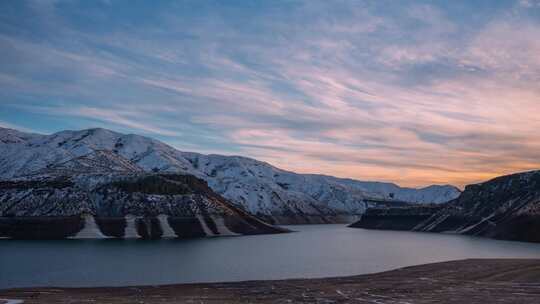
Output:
[1, 0, 540, 188]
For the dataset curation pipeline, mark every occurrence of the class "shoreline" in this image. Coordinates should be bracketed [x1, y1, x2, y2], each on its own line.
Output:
[2, 259, 540, 303]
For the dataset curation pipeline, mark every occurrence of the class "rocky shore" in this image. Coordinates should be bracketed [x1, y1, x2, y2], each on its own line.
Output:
[0, 172, 288, 239]
[2, 259, 540, 303]
[351, 170, 540, 243]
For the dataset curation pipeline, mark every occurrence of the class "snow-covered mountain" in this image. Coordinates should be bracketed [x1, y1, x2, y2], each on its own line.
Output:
[0, 127, 460, 224]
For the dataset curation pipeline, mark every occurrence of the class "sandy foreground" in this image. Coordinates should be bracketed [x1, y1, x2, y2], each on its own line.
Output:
[2, 259, 540, 303]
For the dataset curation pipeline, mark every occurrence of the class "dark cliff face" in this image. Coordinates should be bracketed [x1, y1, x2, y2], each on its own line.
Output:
[349, 205, 445, 231]
[350, 170, 540, 243]
[453, 171, 540, 218]
[0, 173, 288, 239]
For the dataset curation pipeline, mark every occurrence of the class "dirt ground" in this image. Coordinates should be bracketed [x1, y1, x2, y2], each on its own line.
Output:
[2, 259, 540, 303]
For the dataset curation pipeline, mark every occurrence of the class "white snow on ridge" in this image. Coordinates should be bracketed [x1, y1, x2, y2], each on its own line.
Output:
[72, 215, 107, 239]
[158, 214, 177, 238]
[0, 127, 461, 220]
[124, 215, 139, 238]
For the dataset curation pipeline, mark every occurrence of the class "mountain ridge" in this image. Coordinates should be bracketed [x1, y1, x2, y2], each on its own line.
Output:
[0, 171, 288, 239]
[0, 127, 461, 224]
[350, 169, 540, 242]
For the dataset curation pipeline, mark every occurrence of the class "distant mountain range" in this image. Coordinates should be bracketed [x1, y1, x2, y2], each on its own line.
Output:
[0, 127, 460, 225]
[351, 170, 540, 243]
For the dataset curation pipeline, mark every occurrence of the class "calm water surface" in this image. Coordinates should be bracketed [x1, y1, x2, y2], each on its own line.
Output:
[2, 224, 540, 289]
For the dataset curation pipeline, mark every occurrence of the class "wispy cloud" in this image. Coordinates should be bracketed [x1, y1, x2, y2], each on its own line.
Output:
[1, 0, 539, 187]
[0, 120, 39, 133]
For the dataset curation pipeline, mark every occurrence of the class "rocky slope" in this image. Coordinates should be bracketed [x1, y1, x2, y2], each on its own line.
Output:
[351, 170, 540, 243]
[0, 127, 460, 224]
[349, 204, 444, 231]
[0, 154, 287, 239]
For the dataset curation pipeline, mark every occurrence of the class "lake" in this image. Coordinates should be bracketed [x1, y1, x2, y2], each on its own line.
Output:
[2, 224, 540, 289]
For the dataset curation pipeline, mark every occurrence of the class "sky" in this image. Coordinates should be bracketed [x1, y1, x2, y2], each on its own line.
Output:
[1, 0, 540, 188]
